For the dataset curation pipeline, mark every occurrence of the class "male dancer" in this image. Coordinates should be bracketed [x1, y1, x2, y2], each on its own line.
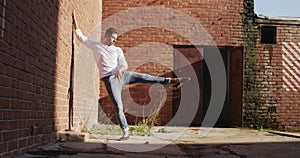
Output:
[73, 11, 189, 140]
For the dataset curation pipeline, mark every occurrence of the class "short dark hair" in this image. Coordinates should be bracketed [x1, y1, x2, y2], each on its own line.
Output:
[105, 27, 118, 36]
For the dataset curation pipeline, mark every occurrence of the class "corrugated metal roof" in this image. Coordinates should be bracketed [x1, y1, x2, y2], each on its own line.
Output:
[257, 14, 300, 21]
[256, 14, 300, 25]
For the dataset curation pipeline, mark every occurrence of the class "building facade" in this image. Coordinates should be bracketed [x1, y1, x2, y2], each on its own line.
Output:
[252, 15, 300, 130]
[100, 0, 245, 127]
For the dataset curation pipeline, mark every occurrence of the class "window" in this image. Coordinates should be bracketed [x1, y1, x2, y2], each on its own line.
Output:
[261, 26, 277, 44]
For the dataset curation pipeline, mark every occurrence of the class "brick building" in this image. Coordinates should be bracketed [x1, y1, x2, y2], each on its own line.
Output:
[100, 0, 245, 127]
[250, 15, 300, 130]
[0, 0, 299, 157]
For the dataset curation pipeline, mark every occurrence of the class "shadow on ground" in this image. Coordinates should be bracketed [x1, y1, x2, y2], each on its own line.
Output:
[15, 127, 300, 158]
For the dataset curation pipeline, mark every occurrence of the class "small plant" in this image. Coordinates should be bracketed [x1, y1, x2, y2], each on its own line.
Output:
[89, 124, 122, 135]
[130, 89, 167, 136]
[81, 127, 88, 133]
[130, 120, 152, 136]
[259, 127, 278, 133]
[130, 109, 161, 136]
[260, 128, 276, 133]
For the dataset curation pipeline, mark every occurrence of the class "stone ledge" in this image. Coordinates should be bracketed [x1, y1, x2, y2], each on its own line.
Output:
[58, 130, 89, 142]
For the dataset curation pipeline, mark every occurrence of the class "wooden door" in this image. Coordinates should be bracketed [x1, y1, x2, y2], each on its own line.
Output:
[229, 47, 243, 126]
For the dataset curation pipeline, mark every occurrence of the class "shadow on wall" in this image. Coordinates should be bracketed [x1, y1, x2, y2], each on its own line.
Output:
[0, 0, 59, 156]
[73, 24, 101, 130]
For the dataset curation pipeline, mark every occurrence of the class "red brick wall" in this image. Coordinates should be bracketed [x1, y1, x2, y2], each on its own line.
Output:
[0, 0, 101, 157]
[256, 21, 300, 131]
[101, 0, 244, 125]
[102, 0, 244, 47]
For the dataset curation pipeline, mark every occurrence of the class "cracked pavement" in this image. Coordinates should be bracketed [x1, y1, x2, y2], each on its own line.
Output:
[16, 127, 300, 158]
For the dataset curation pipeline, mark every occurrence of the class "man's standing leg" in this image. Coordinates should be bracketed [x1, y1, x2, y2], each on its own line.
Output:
[103, 76, 129, 139]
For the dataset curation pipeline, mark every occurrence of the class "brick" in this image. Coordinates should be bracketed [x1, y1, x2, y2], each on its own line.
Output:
[3, 130, 21, 141]
[0, 98, 10, 109]
[2, 110, 13, 120]
[0, 142, 8, 153]
[18, 138, 27, 149]
[7, 140, 17, 151]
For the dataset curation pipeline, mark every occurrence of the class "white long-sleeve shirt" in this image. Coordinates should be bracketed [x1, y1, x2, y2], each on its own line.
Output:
[75, 29, 128, 78]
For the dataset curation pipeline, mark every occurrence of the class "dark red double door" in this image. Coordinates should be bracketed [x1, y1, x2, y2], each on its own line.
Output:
[173, 46, 243, 126]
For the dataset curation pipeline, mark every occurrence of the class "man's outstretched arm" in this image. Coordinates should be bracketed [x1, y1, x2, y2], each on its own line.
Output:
[72, 10, 90, 44]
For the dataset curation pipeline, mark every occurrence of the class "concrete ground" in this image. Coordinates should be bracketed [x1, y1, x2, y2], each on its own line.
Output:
[16, 127, 300, 158]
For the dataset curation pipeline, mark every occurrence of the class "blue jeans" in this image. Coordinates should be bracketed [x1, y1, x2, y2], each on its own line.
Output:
[102, 71, 169, 132]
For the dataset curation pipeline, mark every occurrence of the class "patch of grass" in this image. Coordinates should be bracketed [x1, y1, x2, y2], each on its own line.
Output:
[89, 124, 122, 135]
[259, 128, 278, 133]
[81, 127, 88, 133]
[88, 109, 123, 135]
[130, 110, 161, 136]
[130, 120, 152, 136]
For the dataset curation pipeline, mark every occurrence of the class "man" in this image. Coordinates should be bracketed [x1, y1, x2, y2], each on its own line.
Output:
[73, 11, 189, 140]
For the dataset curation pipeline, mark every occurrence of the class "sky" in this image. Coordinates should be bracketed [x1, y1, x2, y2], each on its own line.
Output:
[254, 0, 300, 17]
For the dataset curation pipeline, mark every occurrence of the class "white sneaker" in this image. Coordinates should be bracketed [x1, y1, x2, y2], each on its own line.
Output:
[123, 130, 129, 137]
[174, 77, 190, 89]
[119, 127, 129, 141]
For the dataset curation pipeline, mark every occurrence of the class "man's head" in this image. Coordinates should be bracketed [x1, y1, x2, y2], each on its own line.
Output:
[104, 27, 118, 46]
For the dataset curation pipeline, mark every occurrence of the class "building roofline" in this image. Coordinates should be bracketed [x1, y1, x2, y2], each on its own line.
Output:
[256, 14, 300, 25]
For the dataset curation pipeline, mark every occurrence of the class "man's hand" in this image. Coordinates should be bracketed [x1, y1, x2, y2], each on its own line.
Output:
[72, 10, 78, 30]
[115, 65, 126, 82]
[116, 69, 122, 82]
